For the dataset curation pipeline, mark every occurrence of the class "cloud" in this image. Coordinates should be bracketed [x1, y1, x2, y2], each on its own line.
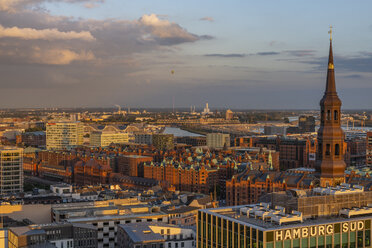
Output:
[138, 14, 207, 45]
[342, 74, 363, 79]
[0, 24, 94, 41]
[200, 17, 214, 22]
[256, 52, 280, 56]
[204, 52, 280, 58]
[205, 53, 246, 58]
[84, 3, 98, 8]
[285, 50, 316, 57]
[0, 0, 104, 12]
[304, 54, 372, 73]
[30, 47, 94, 64]
[0, 45, 95, 65]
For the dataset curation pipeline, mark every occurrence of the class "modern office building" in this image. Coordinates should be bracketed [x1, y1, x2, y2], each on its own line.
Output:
[198, 200, 371, 248]
[0, 146, 23, 195]
[152, 134, 174, 150]
[316, 31, 346, 187]
[46, 122, 84, 150]
[199, 184, 372, 248]
[117, 223, 196, 248]
[206, 133, 230, 149]
[299, 116, 316, 133]
[134, 133, 153, 145]
[90, 131, 129, 147]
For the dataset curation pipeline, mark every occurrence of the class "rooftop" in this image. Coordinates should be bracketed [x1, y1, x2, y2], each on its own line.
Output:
[119, 223, 165, 243]
[201, 203, 372, 231]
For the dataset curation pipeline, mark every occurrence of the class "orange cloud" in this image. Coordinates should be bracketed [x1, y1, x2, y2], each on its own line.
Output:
[31, 47, 95, 65]
[0, 24, 95, 41]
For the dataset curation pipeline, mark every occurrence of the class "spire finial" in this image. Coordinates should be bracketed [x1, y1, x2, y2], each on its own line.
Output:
[328, 25, 333, 41]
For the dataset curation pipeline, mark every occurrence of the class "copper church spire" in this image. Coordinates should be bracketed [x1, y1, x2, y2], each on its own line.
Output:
[316, 27, 346, 187]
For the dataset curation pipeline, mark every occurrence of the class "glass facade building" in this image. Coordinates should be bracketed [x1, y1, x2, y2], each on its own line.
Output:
[197, 206, 372, 248]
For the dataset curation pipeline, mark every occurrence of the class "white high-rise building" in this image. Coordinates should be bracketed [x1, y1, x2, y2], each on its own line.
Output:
[46, 122, 84, 150]
[0, 146, 23, 195]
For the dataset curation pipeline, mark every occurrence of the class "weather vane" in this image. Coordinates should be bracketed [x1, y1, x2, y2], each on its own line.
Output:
[328, 25, 333, 41]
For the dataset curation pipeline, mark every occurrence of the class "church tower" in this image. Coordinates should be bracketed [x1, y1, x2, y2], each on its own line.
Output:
[316, 27, 346, 187]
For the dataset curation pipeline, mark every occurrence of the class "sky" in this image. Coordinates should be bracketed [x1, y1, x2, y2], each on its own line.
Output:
[0, 0, 371, 109]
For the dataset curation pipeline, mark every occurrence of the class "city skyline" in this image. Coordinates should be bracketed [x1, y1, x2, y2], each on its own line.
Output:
[0, 0, 371, 109]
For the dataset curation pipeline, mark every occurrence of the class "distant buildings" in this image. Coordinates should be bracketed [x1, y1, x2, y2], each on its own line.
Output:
[143, 161, 218, 194]
[201, 103, 212, 115]
[206, 133, 230, 149]
[176, 136, 206, 147]
[152, 134, 174, 150]
[264, 126, 287, 135]
[225, 109, 233, 120]
[134, 133, 153, 145]
[299, 115, 316, 133]
[0, 146, 23, 195]
[90, 131, 129, 147]
[254, 136, 317, 170]
[46, 122, 83, 150]
[17, 131, 46, 148]
[287, 115, 316, 134]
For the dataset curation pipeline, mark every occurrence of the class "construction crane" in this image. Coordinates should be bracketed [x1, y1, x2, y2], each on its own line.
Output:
[345, 117, 354, 130]
[361, 113, 367, 130]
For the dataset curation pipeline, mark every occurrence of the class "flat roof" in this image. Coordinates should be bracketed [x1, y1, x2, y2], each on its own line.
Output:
[200, 205, 372, 231]
[119, 223, 165, 243]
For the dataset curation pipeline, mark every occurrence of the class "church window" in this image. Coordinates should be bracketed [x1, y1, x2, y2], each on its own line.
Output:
[327, 110, 331, 120]
[326, 144, 330, 156]
[334, 110, 338, 121]
[335, 144, 340, 156]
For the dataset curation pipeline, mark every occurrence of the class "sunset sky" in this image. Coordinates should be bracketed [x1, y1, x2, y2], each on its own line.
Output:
[0, 0, 371, 109]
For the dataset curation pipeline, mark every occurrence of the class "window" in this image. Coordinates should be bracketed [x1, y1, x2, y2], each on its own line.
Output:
[326, 144, 331, 156]
[327, 110, 331, 120]
[335, 144, 340, 156]
[334, 110, 338, 120]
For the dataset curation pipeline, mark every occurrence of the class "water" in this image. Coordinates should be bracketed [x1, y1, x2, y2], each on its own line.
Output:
[163, 127, 204, 137]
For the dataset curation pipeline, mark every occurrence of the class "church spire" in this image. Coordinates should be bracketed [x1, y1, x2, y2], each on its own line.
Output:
[325, 26, 336, 94]
[317, 27, 346, 187]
